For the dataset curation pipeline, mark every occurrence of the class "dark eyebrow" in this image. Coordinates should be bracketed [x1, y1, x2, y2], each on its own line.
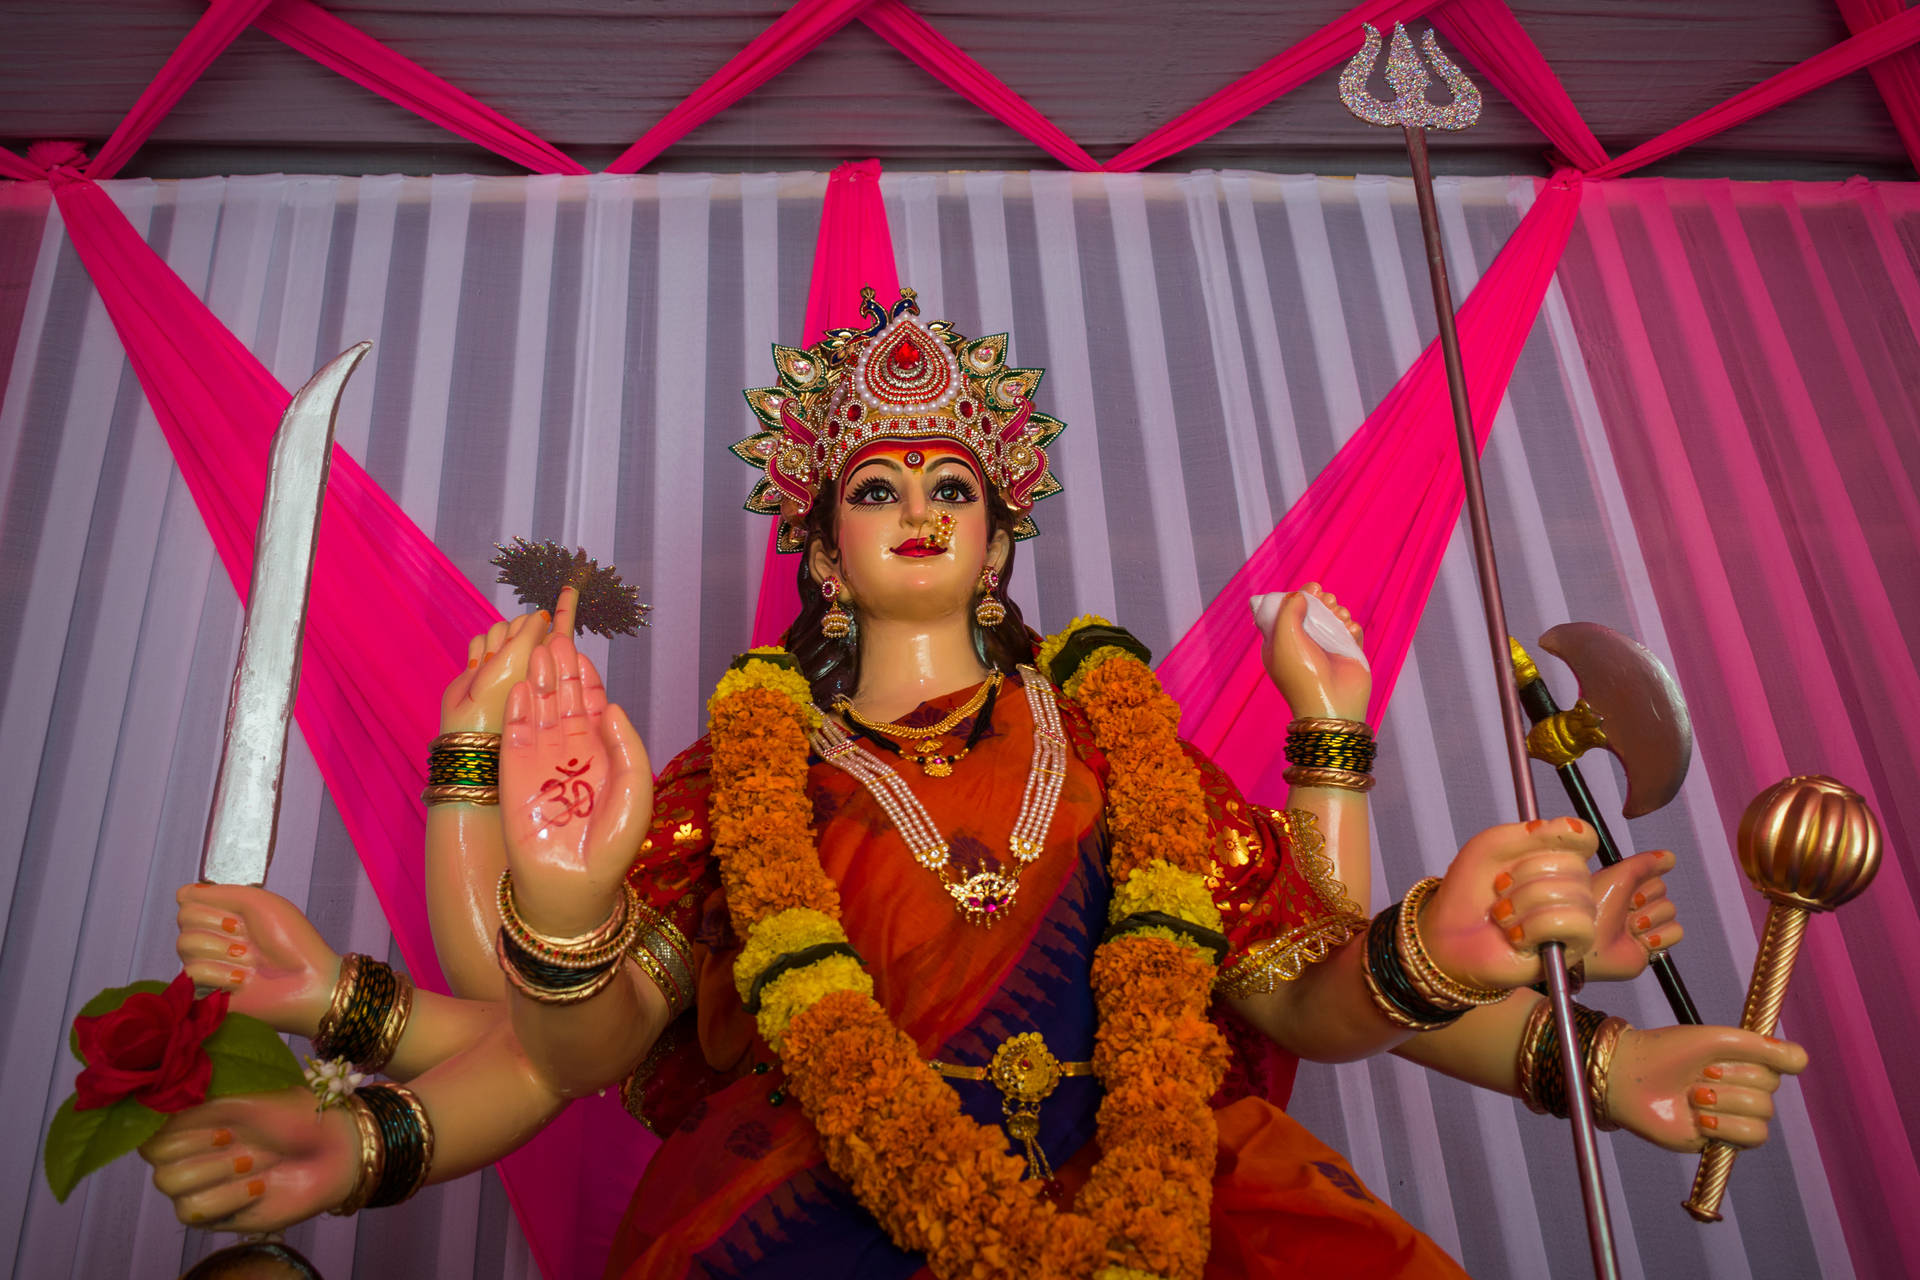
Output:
[846, 456, 906, 482]
[926, 454, 978, 476]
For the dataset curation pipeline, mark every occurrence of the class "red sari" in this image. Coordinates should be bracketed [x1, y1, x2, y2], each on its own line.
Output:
[605, 671, 1467, 1279]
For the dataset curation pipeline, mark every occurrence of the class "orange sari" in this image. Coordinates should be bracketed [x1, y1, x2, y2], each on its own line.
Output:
[605, 672, 1466, 1280]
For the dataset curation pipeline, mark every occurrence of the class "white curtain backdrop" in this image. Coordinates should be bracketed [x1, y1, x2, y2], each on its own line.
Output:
[0, 170, 1847, 1279]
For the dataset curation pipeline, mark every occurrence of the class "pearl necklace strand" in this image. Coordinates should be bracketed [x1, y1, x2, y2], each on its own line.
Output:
[812, 667, 1068, 927]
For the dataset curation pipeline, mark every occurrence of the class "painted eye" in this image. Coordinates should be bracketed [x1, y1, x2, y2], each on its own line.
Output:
[848, 479, 896, 505]
[932, 478, 978, 503]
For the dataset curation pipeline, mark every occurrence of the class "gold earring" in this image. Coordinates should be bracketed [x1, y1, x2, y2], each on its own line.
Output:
[974, 567, 1005, 628]
[821, 577, 854, 641]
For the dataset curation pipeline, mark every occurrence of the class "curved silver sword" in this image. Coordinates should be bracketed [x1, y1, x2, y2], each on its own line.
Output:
[198, 342, 371, 886]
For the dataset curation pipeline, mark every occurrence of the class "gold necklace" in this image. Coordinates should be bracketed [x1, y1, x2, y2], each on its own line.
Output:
[833, 670, 1002, 777]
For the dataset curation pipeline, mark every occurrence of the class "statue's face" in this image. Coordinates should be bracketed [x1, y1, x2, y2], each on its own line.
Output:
[817, 441, 1001, 623]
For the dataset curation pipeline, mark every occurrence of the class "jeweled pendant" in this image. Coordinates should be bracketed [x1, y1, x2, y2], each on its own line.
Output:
[922, 756, 953, 778]
[947, 869, 1019, 927]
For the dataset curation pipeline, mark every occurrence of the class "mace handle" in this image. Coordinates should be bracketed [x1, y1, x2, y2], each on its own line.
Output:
[1682, 903, 1808, 1222]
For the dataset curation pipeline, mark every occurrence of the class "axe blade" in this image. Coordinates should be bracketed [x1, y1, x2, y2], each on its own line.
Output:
[1539, 622, 1694, 818]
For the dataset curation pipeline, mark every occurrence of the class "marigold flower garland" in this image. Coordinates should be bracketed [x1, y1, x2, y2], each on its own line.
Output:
[705, 627, 1228, 1280]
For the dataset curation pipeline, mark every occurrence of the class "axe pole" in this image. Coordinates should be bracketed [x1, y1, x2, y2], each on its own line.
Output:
[1404, 126, 1621, 1280]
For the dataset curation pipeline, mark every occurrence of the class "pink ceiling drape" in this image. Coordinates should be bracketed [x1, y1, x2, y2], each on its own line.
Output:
[247, 0, 588, 175]
[1158, 175, 1582, 797]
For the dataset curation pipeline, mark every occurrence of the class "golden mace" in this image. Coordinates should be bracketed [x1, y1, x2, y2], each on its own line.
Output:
[1683, 774, 1881, 1222]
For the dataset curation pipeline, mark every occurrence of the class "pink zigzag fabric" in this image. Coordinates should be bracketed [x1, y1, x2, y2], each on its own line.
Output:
[1431, 0, 1607, 171]
[1837, 0, 1920, 173]
[750, 159, 902, 647]
[1592, 4, 1920, 178]
[85, 0, 276, 181]
[1157, 175, 1582, 804]
[250, 0, 588, 175]
[605, 0, 878, 174]
[1103, 0, 1445, 172]
[859, 0, 1101, 171]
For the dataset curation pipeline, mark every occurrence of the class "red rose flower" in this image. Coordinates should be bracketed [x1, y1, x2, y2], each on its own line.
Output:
[72, 973, 228, 1112]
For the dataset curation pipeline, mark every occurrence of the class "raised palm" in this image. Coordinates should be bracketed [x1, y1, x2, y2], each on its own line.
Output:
[499, 639, 652, 936]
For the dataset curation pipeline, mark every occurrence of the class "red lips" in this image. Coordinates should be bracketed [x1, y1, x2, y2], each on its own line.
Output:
[891, 538, 942, 557]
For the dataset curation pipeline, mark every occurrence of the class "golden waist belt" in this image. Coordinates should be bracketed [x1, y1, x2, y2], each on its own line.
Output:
[927, 1032, 1092, 1181]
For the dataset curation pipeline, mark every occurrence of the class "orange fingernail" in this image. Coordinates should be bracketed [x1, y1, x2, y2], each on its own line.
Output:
[228, 942, 247, 958]
[1493, 872, 1514, 893]
[484, 650, 496, 661]
[1492, 899, 1516, 923]
[233, 1155, 253, 1174]
[1693, 1086, 1718, 1106]
[1634, 915, 1652, 932]
[1703, 1064, 1725, 1080]
[1566, 818, 1586, 834]
[1632, 892, 1647, 909]
[1645, 933, 1662, 948]
[1526, 819, 1547, 833]
[468, 658, 479, 669]
[230, 969, 247, 984]
[212, 1129, 233, 1148]
[247, 1179, 265, 1196]
[1507, 924, 1527, 944]
[221, 917, 239, 934]
[1699, 1114, 1719, 1131]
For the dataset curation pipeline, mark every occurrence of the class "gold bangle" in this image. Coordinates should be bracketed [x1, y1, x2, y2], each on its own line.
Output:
[315, 954, 360, 1057]
[431, 731, 502, 751]
[1288, 717, 1372, 737]
[1283, 765, 1376, 792]
[1361, 935, 1440, 1031]
[1586, 1015, 1630, 1132]
[1398, 877, 1509, 1009]
[422, 783, 500, 806]
[329, 1093, 384, 1217]
[496, 872, 641, 969]
[1515, 996, 1555, 1114]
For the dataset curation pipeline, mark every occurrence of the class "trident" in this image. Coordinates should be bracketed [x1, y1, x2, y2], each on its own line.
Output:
[1341, 24, 1621, 1279]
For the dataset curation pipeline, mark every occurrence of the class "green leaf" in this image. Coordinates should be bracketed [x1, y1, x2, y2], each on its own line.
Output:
[202, 1014, 305, 1098]
[42, 1095, 166, 1203]
[68, 981, 168, 1062]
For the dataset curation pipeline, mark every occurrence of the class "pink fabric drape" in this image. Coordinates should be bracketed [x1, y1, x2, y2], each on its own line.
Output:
[749, 160, 902, 647]
[859, 0, 1100, 172]
[84, 0, 274, 181]
[1431, 0, 1607, 171]
[1557, 176, 1920, 1280]
[1838, 0, 1920, 173]
[605, 0, 876, 175]
[1103, 0, 1443, 173]
[250, 0, 588, 175]
[0, 147, 42, 182]
[32, 158, 631, 1280]
[1157, 175, 1581, 803]
[1590, 4, 1920, 178]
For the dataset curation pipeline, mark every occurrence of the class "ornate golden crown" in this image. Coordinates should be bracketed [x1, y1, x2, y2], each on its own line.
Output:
[731, 287, 1064, 552]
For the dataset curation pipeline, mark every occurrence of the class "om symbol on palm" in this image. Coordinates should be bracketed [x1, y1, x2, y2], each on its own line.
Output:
[535, 758, 595, 827]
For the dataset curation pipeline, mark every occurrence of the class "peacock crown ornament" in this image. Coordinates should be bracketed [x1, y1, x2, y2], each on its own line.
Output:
[731, 287, 1065, 551]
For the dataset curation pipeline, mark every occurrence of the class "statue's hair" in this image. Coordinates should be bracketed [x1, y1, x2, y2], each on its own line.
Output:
[784, 487, 1039, 707]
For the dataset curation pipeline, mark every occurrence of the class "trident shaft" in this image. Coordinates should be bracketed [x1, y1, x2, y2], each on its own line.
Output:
[1341, 24, 1620, 1279]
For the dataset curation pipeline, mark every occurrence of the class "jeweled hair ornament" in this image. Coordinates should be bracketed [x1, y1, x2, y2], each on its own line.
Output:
[731, 287, 1065, 552]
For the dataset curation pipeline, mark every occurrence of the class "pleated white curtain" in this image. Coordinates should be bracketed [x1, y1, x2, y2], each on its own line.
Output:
[0, 170, 1844, 1279]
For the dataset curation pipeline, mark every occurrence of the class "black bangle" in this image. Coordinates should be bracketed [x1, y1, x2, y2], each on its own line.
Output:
[315, 957, 400, 1066]
[744, 943, 864, 1015]
[498, 928, 618, 993]
[360, 1084, 431, 1208]
[1102, 911, 1230, 965]
[1367, 905, 1465, 1028]
[1529, 1002, 1611, 1119]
